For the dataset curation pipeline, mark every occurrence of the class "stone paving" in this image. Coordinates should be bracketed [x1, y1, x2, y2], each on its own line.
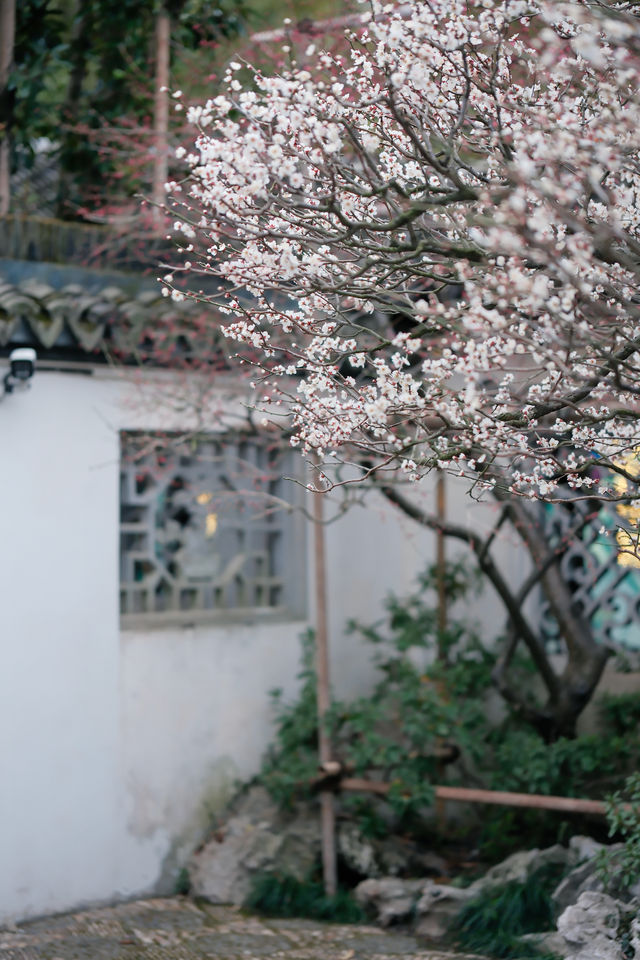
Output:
[0, 899, 484, 960]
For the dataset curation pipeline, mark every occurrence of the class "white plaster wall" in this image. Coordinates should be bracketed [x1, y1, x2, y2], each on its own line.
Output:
[324, 479, 529, 700]
[0, 371, 121, 922]
[0, 366, 527, 924]
[116, 621, 308, 897]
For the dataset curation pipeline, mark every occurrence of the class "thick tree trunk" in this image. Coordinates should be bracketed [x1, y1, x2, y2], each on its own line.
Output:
[380, 483, 611, 742]
[0, 0, 16, 215]
[152, 8, 170, 228]
[56, 2, 94, 218]
[535, 655, 610, 740]
[501, 496, 611, 740]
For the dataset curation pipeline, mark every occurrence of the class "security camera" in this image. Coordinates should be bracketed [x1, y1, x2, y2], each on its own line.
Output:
[9, 348, 36, 381]
[3, 348, 37, 394]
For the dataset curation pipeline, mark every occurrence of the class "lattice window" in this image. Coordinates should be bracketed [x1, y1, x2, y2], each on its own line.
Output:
[119, 432, 306, 626]
[540, 499, 640, 654]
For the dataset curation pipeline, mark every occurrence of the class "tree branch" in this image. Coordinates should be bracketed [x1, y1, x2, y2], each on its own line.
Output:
[380, 484, 560, 701]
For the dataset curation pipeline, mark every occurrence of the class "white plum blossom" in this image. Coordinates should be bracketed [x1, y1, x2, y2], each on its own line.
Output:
[166, 0, 640, 504]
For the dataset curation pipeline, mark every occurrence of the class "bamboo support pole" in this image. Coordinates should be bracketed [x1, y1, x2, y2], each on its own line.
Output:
[338, 778, 607, 815]
[312, 468, 337, 898]
[434, 470, 448, 831]
[435, 470, 447, 649]
[434, 785, 606, 815]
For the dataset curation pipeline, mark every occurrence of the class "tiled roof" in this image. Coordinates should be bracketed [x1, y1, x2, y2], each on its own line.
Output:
[0, 273, 225, 364]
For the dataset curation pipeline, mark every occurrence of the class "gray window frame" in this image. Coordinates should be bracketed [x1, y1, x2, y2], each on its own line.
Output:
[119, 431, 307, 629]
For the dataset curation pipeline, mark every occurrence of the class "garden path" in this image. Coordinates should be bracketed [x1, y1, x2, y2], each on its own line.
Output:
[0, 898, 486, 960]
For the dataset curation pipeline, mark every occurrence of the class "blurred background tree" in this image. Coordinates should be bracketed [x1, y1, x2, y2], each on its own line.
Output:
[2, 0, 348, 222]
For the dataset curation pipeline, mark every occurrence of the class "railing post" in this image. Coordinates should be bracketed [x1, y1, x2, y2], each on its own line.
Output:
[312, 464, 337, 898]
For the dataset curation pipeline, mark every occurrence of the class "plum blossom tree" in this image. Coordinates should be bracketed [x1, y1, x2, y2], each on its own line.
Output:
[166, 0, 640, 737]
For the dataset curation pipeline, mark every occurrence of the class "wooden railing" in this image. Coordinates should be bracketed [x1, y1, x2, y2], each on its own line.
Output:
[312, 765, 608, 816]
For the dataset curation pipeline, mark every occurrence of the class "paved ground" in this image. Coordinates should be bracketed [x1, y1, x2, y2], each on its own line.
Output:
[0, 899, 484, 960]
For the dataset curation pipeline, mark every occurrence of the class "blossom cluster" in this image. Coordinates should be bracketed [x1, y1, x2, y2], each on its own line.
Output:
[167, 0, 640, 502]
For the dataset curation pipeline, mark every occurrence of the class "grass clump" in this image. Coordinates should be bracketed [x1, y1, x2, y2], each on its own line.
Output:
[174, 867, 191, 896]
[245, 872, 365, 923]
[452, 865, 563, 959]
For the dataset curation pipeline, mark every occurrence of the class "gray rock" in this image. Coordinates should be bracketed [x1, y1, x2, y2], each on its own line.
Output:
[553, 856, 607, 915]
[556, 891, 623, 960]
[338, 823, 380, 878]
[273, 812, 320, 878]
[190, 814, 278, 903]
[548, 834, 611, 916]
[381, 844, 448, 879]
[191, 785, 450, 910]
[415, 881, 475, 941]
[359, 843, 568, 940]
[468, 844, 568, 895]
[189, 786, 319, 904]
[411, 845, 568, 942]
[520, 931, 571, 957]
[227, 784, 279, 821]
[630, 914, 640, 957]
[337, 824, 448, 880]
[354, 877, 426, 926]
[551, 843, 637, 914]
[567, 835, 606, 867]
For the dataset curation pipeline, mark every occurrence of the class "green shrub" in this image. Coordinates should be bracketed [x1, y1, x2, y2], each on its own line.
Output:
[599, 692, 640, 738]
[245, 872, 365, 923]
[452, 865, 564, 959]
[260, 630, 320, 809]
[598, 772, 640, 893]
[480, 727, 640, 859]
[258, 564, 640, 858]
[260, 563, 496, 826]
[489, 728, 640, 797]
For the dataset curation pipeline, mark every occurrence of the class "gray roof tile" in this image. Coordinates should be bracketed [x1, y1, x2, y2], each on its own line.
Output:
[0, 271, 226, 364]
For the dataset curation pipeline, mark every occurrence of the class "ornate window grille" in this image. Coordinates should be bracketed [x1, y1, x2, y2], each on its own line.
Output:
[119, 432, 306, 626]
[540, 499, 640, 654]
